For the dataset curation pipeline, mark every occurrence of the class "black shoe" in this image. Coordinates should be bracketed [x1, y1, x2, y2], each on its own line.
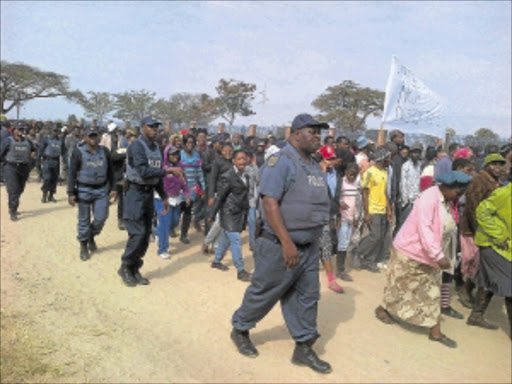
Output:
[88, 236, 97, 253]
[48, 194, 57, 202]
[9, 212, 18, 221]
[441, 306, 464, 319]
[237, 270, 252, 282]
[170, 229, 178, 238]
[133, 269, 150, 285]
[363, 264, 380, 273]
[118, 219, 126, 230]
[292, 342, 332, 374]
[230, 328, 258, 358]
[41, 193, 48, 203]
[80, 242, 90, 261]
[467, 313, 499, 329]
[118, 266, 137, 287]
[429, 333, 457, 348]
[337, 271, 353, 282]
[180, 237, 190, 244]
[193, 221, 202, 233]
[211, 261, 229, 271]
[351, 254, 361, 270]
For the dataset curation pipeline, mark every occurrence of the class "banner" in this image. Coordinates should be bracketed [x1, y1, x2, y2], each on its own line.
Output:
[382, 55, 445, 137]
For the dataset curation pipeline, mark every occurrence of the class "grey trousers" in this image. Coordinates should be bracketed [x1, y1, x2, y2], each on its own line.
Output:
[354, 214, 388, 266]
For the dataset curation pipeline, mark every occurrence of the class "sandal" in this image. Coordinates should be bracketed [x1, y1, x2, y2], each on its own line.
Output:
[328, 281, 344, 294]
[375, 306, 396, 324]
[428, 333, 457, 348]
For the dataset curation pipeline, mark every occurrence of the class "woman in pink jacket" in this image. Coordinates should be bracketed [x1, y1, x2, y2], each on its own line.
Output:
[375, 171, 472, 348]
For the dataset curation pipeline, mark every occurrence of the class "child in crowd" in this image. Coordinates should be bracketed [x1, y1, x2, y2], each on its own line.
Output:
[155, 146, 190, 259]
[336, 162, 361, 282]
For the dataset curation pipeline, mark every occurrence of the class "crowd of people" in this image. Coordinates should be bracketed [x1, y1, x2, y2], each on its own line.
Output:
[1, 115, 511, 373]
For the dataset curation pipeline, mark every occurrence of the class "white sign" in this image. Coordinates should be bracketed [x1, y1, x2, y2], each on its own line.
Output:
[382, 55, 445, 137]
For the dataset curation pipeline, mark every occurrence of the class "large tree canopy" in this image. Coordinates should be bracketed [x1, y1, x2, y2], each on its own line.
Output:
[0, 60, 82, 115]
[79, 91, 116, 124]
[153, 92, 218, 127]
[215, 79, 256, 126]
[311, 80, 384, 131]
[113, 89, 157, 123]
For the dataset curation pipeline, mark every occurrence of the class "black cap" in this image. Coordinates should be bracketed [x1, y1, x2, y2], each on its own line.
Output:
[290, 113, 329, 133]
[85, 126, 100, 136]
[140, 116, 161, 127]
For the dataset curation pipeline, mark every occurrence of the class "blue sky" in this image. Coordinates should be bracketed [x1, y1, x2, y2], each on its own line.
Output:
[1, 1, 511, 137]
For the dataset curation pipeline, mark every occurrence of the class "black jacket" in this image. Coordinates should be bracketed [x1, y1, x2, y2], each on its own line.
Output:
[208, 157, 234, 199]
[210, 167, 249, 232]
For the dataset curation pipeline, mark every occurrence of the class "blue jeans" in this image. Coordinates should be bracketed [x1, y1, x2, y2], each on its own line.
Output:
[77, 185, 109, 242]
[214, 230, 244, 271]
[248, 207, 256, 249]
[154, 199, 181, 255]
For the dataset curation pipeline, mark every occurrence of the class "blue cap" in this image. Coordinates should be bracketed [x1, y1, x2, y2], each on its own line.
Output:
[435, 170, 472, 186]
[140, 116, 161, 127]
[85, 126, 100, 136]
[290, 113, 329, 133]
[357, 136, 370, 149]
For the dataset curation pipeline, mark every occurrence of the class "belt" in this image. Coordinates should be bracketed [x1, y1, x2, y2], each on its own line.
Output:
[127, 182, 154, 192]
[6, 162, 29, 167]
[78, 182, 107, 189]
[259, 229, 281, 244]
[43, 156, 60, 160]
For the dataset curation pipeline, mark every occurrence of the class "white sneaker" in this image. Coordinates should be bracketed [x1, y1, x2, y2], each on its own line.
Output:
[377, 262, 388, 269]
[158, 252, 171, 259]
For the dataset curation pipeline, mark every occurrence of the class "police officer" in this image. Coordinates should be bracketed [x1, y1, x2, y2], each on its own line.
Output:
[38, 124, 64, 203]
[1, 122, 36, 221]
[230, 113, 332, 374]
[118, 117, 182, 287]
[68, 126, 115, 261]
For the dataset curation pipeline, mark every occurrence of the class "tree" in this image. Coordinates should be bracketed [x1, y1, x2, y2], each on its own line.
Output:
[153, 92, 218, 127]
[474, 128, 499, 143]
[215, 79, 256, 126]
[67, 114, 79, 126]
[79, 91, 116, 124]
[113, 90, 157, 123]
[0, 60, 82, 115]
[311, 80, 384, 131]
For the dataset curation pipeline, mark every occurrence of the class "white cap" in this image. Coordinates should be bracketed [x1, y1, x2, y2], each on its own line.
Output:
[107, 122, 117, 132]
[61, 126, 67, 132]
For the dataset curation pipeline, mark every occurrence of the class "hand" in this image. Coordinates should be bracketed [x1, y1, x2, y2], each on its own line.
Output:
[340, 202, 349, 211]
[208, 217, 214, 225]
[109, 191, 117, 203]
[68, 195, 76, 206]
[496, 241, 509, 250]
[208, 198, 215, 207]
[282, 240, 299, 269]
[162, 199, 170, 215]
[437, 258, 451, 270]
[185, 198, 191, 206]
[387, 210, 393, 223]
[364, 213, 371, 225]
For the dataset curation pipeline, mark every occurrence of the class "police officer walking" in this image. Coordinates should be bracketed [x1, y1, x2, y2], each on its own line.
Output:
[118, 117, 181, 287]
[38, 124, 65, 203]
[0, 122, 36, 221]
[230, 113, 332, 374]
[67, 126, 116, 261]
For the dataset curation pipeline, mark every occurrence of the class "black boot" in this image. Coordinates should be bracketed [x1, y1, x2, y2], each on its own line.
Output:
[80, 242, 90, 261]
[292, 340, 332, 374]
[117, 265, 137, 287]
[48, 193, 56, 202]
[88, 235, 97, 253]
[505, 297, 512, 338]
[118, 219, 126, 230]
[458, 279, 475, 309]
[336, 251, 353, 281]
[230, 328, 258, 358]
[41, 192, 48, 203]
[467, 288, 498, 329]
[180, 211, 191, 243]
[132, 267, 149, 285]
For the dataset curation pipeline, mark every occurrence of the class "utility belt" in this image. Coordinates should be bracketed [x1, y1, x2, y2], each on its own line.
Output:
[43, 156, 60, 161]
[6, 161, 29, 167]
[78, 181, 107, 189]
[259, 229, 281, 244]
[126, 180, 155, 193]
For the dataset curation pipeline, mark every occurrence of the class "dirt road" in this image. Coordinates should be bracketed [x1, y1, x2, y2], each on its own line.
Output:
[1, 178, 511, 383]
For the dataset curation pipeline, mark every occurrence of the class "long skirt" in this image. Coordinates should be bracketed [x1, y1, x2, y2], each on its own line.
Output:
[383, 247, 441, 328]
[474, 246, 512, 297]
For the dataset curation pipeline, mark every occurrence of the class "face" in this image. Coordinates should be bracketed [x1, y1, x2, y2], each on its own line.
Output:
[325, 138, 334, 147]
[222, 145, 234, 160]
[410, 149, 422, 162]
[169, 153, 180, 164]
[87, 134, 99, 147]
[442, 186, 465, 202]
[400, 148, 409, 159]
[197, 133, 206, 146]
[393, 134, 405, 146]
[485, 162, 505, 179]
[461, 164, 476, 176]
[173, 137, 183, 148]
[143, 124, 159, 140]
[346, 169, 357, 183]
[185, 137, 195, 153]
[336, 139, 350, 152]
[14, 128, 25, 139]
[232, 152, 247, 172]
[213, 142, 222, 153]
[233, 133, 241, 145]
[127, 135, 137, 144]
[295, 126, 322, 154]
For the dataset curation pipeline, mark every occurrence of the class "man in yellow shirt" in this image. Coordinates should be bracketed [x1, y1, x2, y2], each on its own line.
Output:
[353, 147, 393, 272]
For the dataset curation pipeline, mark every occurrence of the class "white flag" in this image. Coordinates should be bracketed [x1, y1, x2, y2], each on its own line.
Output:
[382, 55, 445, 137]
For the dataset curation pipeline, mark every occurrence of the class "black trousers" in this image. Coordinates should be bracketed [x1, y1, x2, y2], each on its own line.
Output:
[4, 163, 30, 213]
[116, 183, 124, 220]
[121, 186, 154, 269]
[41, 159, 59, 194]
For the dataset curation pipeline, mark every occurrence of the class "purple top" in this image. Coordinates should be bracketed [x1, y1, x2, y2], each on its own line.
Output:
[163, 144, 190, 199]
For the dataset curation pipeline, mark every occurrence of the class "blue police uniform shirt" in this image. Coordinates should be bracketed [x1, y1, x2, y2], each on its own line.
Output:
[259, 142, 326, 244]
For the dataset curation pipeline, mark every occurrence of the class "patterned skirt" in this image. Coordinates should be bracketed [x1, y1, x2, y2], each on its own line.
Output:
[383, 247, 442, 328]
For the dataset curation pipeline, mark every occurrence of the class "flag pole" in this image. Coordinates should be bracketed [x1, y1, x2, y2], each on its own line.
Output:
[377, 122, 386, 147]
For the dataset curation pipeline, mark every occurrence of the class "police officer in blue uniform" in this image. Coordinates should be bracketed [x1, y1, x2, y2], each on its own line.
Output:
[68, 126, 115, 261]
[230, 114, 333, 374]
[118, 117, 181, 287]
[0, 122, 36, 221]
[38, 124, 65, 203]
